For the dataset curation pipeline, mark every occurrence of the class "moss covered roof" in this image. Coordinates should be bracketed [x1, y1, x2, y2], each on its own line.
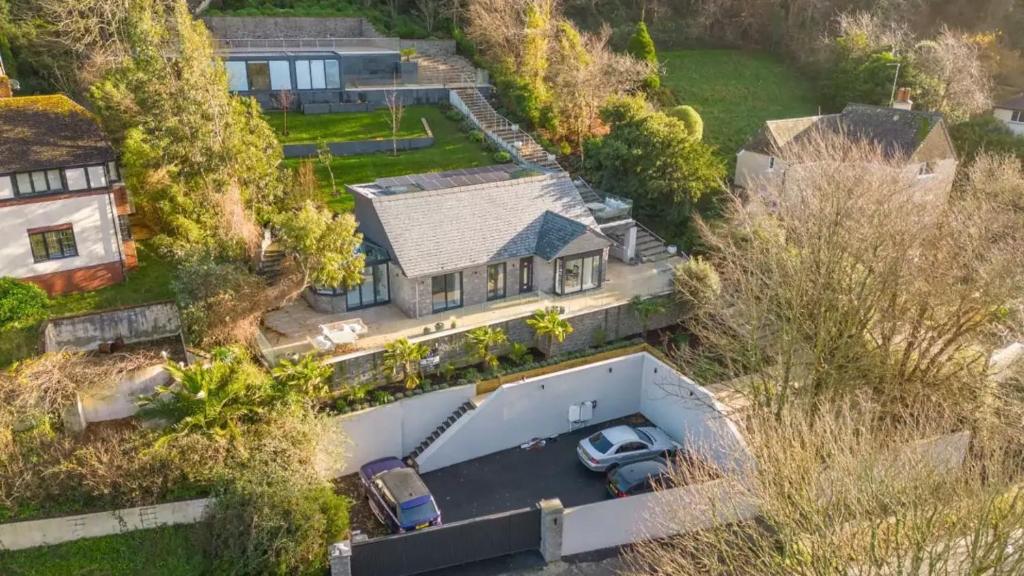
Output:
[0, 94, 116, 174]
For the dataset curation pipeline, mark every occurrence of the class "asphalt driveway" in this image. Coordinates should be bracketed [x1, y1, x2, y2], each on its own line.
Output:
[421, 415, 650, 523]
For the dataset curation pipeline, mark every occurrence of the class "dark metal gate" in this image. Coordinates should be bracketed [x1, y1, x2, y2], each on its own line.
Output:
[351, 506, 542, 576]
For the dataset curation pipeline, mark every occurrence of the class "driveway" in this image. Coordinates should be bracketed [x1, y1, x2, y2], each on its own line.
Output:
[421, 416, 650, 523]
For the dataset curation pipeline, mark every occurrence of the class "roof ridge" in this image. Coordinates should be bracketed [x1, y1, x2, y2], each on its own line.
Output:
[370, 172, 571, 203]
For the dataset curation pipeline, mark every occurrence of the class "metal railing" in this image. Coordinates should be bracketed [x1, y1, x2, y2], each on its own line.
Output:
[450, 88, 560, 171]
[214, 37, 400, 52]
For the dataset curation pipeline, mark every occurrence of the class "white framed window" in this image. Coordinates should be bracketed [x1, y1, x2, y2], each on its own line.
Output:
[14, 170, 63, 195]
[0, 176, 13, 199]
[87, 165, 108, 188]
[224, 61, 248, 92]
[295, 60, 312, 90]
[269, 61, 292, 90]
[1012, 110, 1024, 123]
[65, 168, 88, 191]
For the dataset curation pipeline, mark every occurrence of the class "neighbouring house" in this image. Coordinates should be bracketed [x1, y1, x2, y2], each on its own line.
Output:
[993, 93, 1024, 137]
[206, 16, 487, 112]
[735, 91, 958, 200]
[0, 94, 136, 295]
[309, 165, 613, 319]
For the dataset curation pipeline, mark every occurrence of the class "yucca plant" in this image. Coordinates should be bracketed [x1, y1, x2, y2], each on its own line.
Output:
[526, 308, 573, 356]
[383, 338, 430, 390]
[465, 326, 508, 371]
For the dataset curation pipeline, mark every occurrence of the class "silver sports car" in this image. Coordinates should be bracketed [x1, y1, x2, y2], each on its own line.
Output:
[577, 424, 680, 472]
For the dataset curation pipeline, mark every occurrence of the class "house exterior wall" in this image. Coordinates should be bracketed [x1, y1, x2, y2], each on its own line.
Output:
[0, 192, 126, 294]
[902, 158, 957, 203]
[734, 150, 786, 193]
[994, 107, 1024, 136]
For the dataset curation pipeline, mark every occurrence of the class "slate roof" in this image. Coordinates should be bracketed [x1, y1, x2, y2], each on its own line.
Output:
[996, 94, 1024, 111]
[0, 95, 116, 174]
[744, 103, 955, 162]
[350, 169, 606, 278]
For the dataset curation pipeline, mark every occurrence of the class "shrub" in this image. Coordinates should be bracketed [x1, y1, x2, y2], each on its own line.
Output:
[460, 119, 476, 132]
[0, 278, 49, 330]
[493, 151, 513, 163]
[469, 130, 485, 143]
[446, 109, 465, 122]
[507, 342, 531, 366]
[667, 105, 705, 141]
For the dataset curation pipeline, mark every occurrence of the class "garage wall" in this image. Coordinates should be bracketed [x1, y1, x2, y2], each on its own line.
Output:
[416, 355, 648, 473]
[560, 479, 758, 556]
[639, 355, 754, 474]
[318, 384, 475, 478]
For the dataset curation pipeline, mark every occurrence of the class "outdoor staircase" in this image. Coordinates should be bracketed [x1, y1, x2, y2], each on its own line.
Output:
[404, 400, 476, 467]
[415, 55, 479, 86]
[257, 243, 286, 282]
[452, 87, 561, 171]
[636, 224, 673, 263]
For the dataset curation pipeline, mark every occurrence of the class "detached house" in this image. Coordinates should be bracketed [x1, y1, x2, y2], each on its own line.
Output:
[993, 94, 1024, 137]
[0, 95, 136, 295]
[305, 165, 611, 318]
[735, 95, 958, 199]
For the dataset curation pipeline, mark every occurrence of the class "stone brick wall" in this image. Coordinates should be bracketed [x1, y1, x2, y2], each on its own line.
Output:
[399, 39, 457, 57]
[327, 296, 677, 387]
[203, 16, 380, 40]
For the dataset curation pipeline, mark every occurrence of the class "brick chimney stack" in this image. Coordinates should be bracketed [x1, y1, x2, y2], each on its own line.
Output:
[893, 87, 913, 111]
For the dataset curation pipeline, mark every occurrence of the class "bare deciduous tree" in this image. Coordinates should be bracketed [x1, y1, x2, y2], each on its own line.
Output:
[915, 26, 993, 123]
[384, 89, 406, 157]
[272, 89, 296, 137]
[414, 0, 446, 35]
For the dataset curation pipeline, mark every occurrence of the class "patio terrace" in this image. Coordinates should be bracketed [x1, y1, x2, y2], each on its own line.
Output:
[260, 257, 681, 361]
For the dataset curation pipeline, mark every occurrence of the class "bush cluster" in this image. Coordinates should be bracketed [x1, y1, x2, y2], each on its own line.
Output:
[0, 278, 49, 330]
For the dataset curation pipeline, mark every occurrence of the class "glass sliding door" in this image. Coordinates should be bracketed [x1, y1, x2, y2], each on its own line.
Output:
[431, 272, 463, 313]
[339, 263, 390, 310]
[555, 251, 603, 295]
[487, 263, 506, 301]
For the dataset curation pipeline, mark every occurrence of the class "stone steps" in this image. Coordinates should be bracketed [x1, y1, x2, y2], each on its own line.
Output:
[404, 401, 476, 467]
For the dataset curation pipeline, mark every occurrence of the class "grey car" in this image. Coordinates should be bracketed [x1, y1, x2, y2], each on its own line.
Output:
[577, 425, 680, 472]
[607, 458, 674, 497]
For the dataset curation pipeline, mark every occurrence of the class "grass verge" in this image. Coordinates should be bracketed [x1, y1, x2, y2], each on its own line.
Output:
[0, 525, 206, 576]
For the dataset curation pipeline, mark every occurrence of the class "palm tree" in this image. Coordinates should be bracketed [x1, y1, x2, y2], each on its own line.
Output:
[271, 352, 332, 401]
[465, 326, 508, 371]
[526, 308, 574, 356]
[137, 347, 273, 447]
[383, 338, 430, 390]
[630, 295, 667, 341]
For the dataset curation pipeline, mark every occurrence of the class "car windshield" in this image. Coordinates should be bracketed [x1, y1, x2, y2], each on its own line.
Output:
[636, 429, 654, 445]
[398, 497, 439, 526]
[588, 432, 614, 454]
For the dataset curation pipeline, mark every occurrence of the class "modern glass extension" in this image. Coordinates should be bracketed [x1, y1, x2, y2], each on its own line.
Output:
[311, 240, 390, 311]
[554, 251, 603, 295]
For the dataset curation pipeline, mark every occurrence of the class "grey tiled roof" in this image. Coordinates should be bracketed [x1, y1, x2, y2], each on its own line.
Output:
[744, 104, 954, 162]
[355, 171, 603, 278]
[996, 94, 1024, 111]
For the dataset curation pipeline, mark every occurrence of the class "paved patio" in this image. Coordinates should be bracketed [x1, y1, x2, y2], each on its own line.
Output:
[260, 258, 681, 360]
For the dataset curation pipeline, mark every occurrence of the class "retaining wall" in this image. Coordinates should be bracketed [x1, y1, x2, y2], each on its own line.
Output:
[318, 384, 476, 478]
[43, 301, 183, 352]
[283, 136, 433, 158]
[328, 297, 677, 387]
[0, 499, 210, 551]
[203, 16, 380, 39]
[400, 39, 456, 57]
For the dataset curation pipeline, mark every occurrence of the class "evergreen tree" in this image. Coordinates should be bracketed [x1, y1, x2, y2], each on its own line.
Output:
[668, 105, 704, 141]
[627, 21, 660, 90]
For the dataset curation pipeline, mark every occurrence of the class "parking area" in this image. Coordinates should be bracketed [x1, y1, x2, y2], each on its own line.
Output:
[421, 415, 650, 523]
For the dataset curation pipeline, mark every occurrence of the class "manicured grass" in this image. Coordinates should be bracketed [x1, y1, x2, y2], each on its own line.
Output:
[0, 525, 207, 576]
[284, 106, 497, 213]
[660, 49, 819, 161]
[48, 242, 176, 318]
[0, 243, 176, 368]
[265, 106, 432, 144]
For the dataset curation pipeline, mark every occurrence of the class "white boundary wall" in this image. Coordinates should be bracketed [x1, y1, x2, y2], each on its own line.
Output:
[0, 498, 209, 551]
[561, 479, 759, 556]
[318, 384, 476, 478]
[416, 353, 753, 474]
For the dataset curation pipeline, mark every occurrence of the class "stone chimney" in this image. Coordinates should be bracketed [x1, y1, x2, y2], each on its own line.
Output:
[893, 87, 913, 111]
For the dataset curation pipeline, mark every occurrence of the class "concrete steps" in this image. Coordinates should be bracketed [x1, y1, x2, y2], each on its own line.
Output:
[636, 226, 673, 262]
[404, 400, 476, 467]
[258, 246, 286, 282]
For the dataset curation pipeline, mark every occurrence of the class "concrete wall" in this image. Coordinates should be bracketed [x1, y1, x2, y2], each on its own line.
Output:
[400, 39, 457, 57]
[43, 301, 183, 352]
[283, 136, 434, 159]
[203, 16, 380, 39]
[328, 297, 677, 386]
[416, 354, 648, 473]
[79, 365, 172, 424]
[0, 192, 122, 279]
[0, 498, 210, 551]
[560, 479, 758, 556]
[994, 107, 1024, 136]
[318, 384, 475, 478]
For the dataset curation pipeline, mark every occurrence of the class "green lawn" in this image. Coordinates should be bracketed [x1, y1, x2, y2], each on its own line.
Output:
[660, 49, 819, 161]
[0, 525, 206, 576]
[284, 106, 497, 213]
[0, 243, 176, 368]
[266, 106, 432, 144]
